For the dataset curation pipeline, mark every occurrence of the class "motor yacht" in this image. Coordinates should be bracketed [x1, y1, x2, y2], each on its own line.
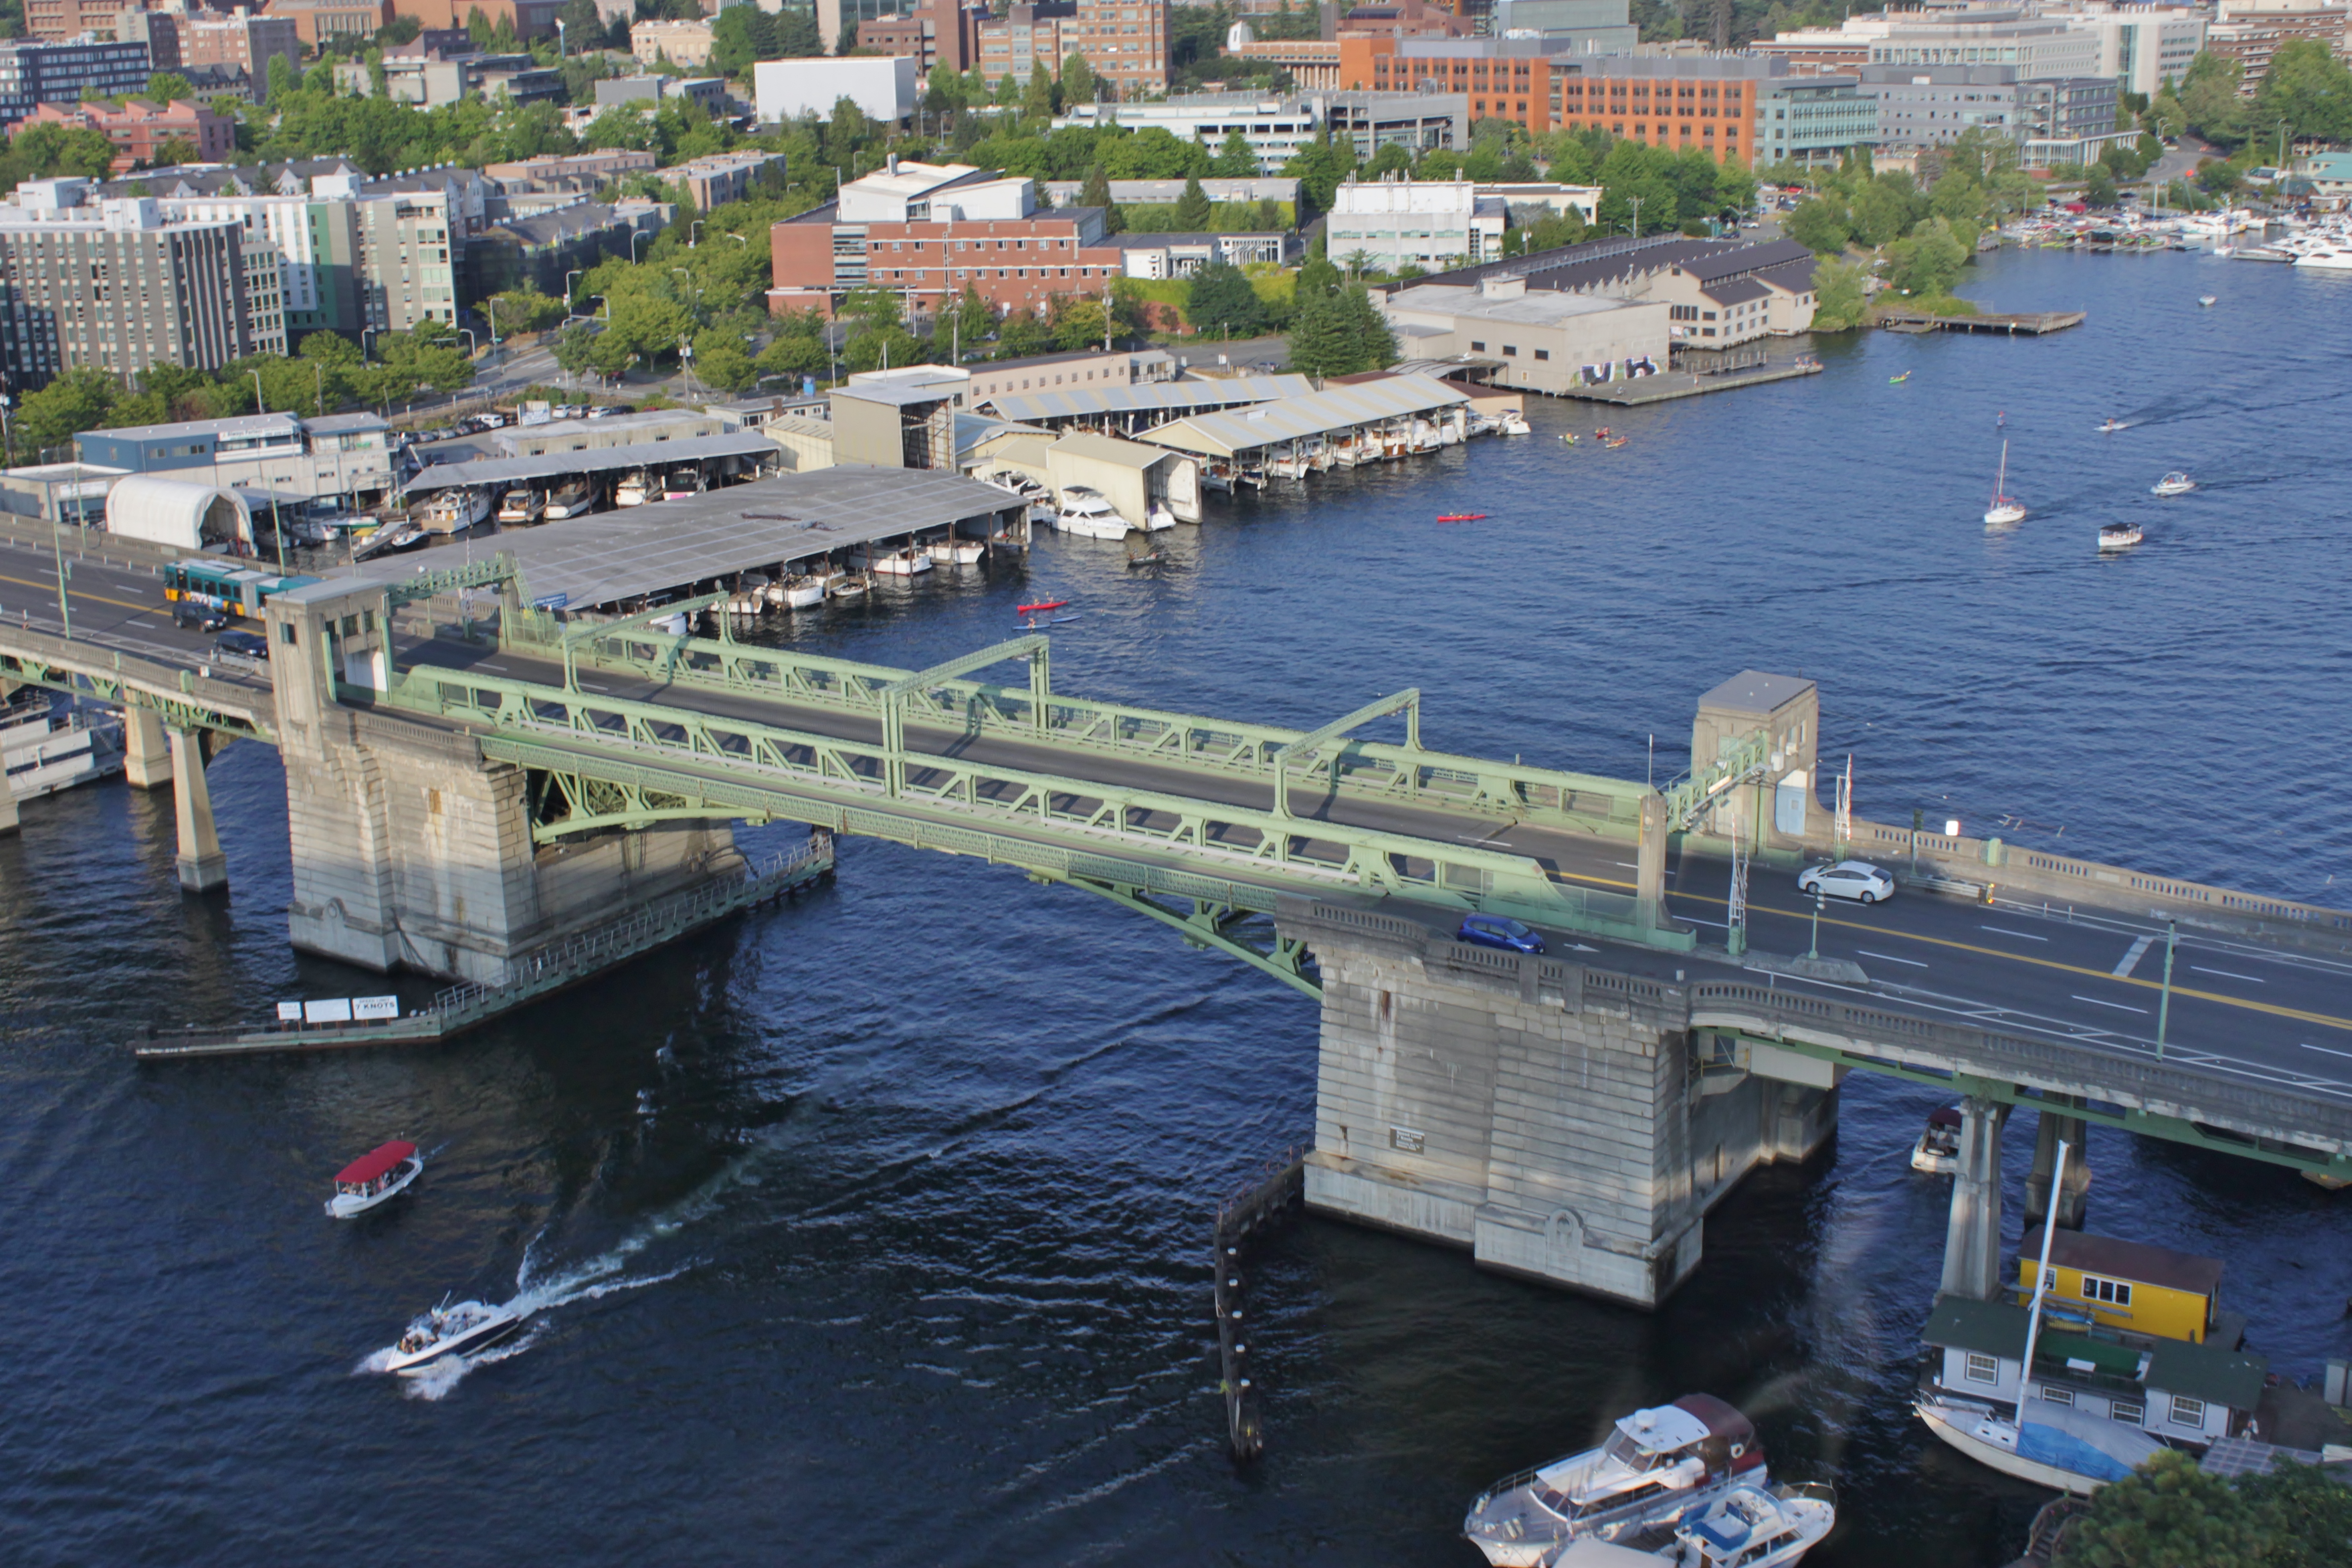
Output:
[1464, 1395, 1766, 1566]
[928, 539, 984, 566]
[1054, 486, 1131, 540]
[614, 470, 654, 507]
[421, 487, 490, 535]
[2151, 472, 2195, 497]
[382, 1296, 530, 1375]
[1910, 1107, 1962, 1175]
[326, 1140, 423, 1219]
[1143, 501, 1177, 532]
[1497, 410, 1532, 437]
[495, 489, 544, 526]
[1663, 1484, 1835, 1568]
[773, 575, 828, 609]
[542, 478, 594, 519]
[2293, 245, 2352, 270]
[726, 573, 771, 615]
[870, 545, 931, 576]
[663, 465, 704, 500]
[2099, 522, 2144, 552]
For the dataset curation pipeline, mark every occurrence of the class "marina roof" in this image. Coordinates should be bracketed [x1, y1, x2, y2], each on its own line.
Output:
[402, 433, 784, 493]
[1047, 433, 1184, 471]
[348, 465, 1023, 610]
[2045, 1230, 2223, 1298]
[1385, 284, 1650, 329]
[1685, 239, 1814, 282]
[1137, 374, 1467, 458]
[980, 373, 1311, 425]
[1701, 277, 1771, 307]
[92, 411, 303, 443]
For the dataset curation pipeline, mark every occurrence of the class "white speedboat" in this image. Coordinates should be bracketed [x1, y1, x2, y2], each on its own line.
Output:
[1910, 1107, 1961, 1175]
[421, 487, 490, 536]
[1497, 410, 1532, 436]
[2099, 522, 2144, 552]
[2293, 246, 2352, 270]
[1054, 486, 1130, 539]
[1464, 1395, 1767, 1566]
[2197, 294, 2217, 306]
[325, 1139, 423, 1219]
[614, 470, 654, 507]
[829, 572, 871, 600]
[382, 1296, 530, 1375]
[1664, 1483, 1835, 1568]
[927, 539, 984, 565]
[663, 465, 704, 500]
[871, 545, 931, 576]
[2151, 471, 2195, 497]
[1984, 438, 2026, 527]
[774, 575, 827, 609]
[1143, 501, 1177, 532]
[726, 572, 770, 615]
[1, 690, 121, 799]
[543, 478, 594, 519]
[495, 488, 544, 525]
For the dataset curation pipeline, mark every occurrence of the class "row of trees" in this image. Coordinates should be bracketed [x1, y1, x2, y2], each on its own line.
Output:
[2053, 1450, 2350, 1568]
[2156, 41, 2352, 152]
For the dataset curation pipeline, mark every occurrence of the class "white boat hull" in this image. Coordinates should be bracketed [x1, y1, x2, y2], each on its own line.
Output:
[384, 1300, 529, 1374]
[1918, 1402, 2100, 1495]
[778, 581, 826, 609]
[4, 707, 122, 799]
[1984, 503, 2027, 527]
[1910, 1146, 1958, 1176]
[928, 540, 984, 565]
[871, 551, 931, 576]
[1056, 513, 1130, 540]
[326, 1154, 423, 1218]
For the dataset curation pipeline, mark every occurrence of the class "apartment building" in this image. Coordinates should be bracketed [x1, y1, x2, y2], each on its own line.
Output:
[182, 14, 305, 82]
[256, 0, 395, 50]
[2207, 0, 2347, 87]
[1855, 64, 2016, 147]
[13, 98, 238, 172]
[470, 201, 661, 302]
[976, 0, 1170, 98]
[768, 158, 1124, 317]
[0, 38, 152, 128]
[631, 18, 717, 67]
[857, 0, 983, 76]
[484, 150, 660, 193]
[669, 149, 789, 211]
[2046, 5, 2205, 99]
[0, 191, 258, 395]
[396, 0, 563, 41]
[22, 0, 124, 44]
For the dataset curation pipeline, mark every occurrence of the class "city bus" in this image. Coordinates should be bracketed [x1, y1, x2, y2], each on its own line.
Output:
[160, 559, 321, 621]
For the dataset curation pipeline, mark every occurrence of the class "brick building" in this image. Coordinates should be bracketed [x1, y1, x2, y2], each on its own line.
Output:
[2207, 0, 2351, 87]
[768, 158, 1123, 318]
[395, 0, 563, 40]
[976, 0, 1169, 99]
[259, 0, 396, 50]
[182, 14, 305, 82]
[22, 0, 124, 44]
[857, 0, 983, 76]
[12, 98, 236, 171]
[631, 17, 716, 66]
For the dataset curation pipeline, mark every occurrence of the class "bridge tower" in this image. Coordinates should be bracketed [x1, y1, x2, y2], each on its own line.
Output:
[263, 577, 740, 984]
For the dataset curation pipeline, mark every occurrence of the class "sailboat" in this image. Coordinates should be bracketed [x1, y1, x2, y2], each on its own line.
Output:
[1984, 439, 2027, 527]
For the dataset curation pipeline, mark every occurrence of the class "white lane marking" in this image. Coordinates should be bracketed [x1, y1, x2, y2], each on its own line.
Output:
[1681, 915, 1729, 928]
[1980, 926, 2049, 941]
[2303, 1043, 2352, 1062]
[2070, 993, 2149, 1015]
[125, 619, 153, 627]
[2191, 966, 2263, 984]
[1615, 861, 1640, 869]
[2112, 934, 2156, 978]
[580, 682, 610, 692]
[1857, 948, 1929, 968]
[479, 662, 509, 671]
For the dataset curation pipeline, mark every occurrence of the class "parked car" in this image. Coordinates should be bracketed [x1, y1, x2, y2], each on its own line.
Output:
[585, 405, 613, 419]
[1796, 860, 1897, 904]
[1457, 914, 1545, 955]
[213, 629, 269, 661]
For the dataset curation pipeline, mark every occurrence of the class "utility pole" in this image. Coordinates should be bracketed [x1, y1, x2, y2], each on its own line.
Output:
[1807, 881, 1825, 960]
[2155, 918, 2178, 1057]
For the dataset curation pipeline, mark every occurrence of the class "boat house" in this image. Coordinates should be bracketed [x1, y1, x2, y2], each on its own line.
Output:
[1135, 373, 1469, 486]
[2017, 1231, 2226, 1345]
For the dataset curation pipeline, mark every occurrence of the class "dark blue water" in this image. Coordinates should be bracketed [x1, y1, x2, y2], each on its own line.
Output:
[5, 248, 2350, 1568]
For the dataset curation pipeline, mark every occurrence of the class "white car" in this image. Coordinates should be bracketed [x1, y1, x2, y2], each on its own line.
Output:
[1797, 860, 1897, 904]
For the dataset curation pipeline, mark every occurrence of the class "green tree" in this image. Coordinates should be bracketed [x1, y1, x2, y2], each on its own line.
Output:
[1885, 217, 1968, 296]
[691, 325, 757, 392]
[1049, 296, 1107, 351]
[1342, 283, 1397, 369]
[1810, 257, 1866, 331]
[2237, 1459, 2352, 1568]
[2254, 38, 2352, 145]
[1211, 128, 1256, 178]
[2054, 1450, 2273, 1568]
[488, 286, 565, 335]
[18, 367, 118, 459]
[1059, 51, 1096, 106]
[1173, 172, 1212, 229]
[1282, 132, 1349, 215]
[551, 320, 601, 382]
[146, 71, 196, 103]
[710, 4, 780, 76]
[1080, 162, 1122, 234]
[1286, 284, 1356, 377]
[2085, 164, 2119, 208]
[1185, 259, 1262, 337]
[266, 53, 298, 103]
[1022, 67, 1056, 121]
[1848, 176, 1915, 246]
[995, 307, 1051, 358]
[147, 134, 200, 168]
[2179, 50, 2249, 146]
[755, 332, 826, 382]
[842, 324, 920, 371]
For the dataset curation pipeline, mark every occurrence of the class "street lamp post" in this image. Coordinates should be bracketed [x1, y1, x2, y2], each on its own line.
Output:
[486, 296, 501, 352]
[2155, 917, 2178, 1058]
[457, 327, 477, 358]
[250, 369, 266, 415]
[689, 219, 704, 248]
[631, 229, 651, 264]
[565, 268, 582, 314]
[362, 326, 379, 363]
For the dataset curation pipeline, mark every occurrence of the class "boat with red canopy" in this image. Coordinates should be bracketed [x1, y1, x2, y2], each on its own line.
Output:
[325, 1139, 423, 1219]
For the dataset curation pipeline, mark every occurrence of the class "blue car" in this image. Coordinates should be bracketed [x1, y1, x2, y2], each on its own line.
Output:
[1458, 914, 1544, 955]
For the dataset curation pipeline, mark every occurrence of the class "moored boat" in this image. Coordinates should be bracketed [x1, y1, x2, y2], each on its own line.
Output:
[614, 470, 654, 507]
[1144, 501, 1177, 532]
[326, 1139, 423, 1219]
[663, 465, 704, 500]
[829, 572, 871, 599]
[929, 538, 985, 565]
[495, 488, 544, 525]
[871, 545, 931, 576]
[775, 575, 827, 608]
[1497, 409, 1532, 436]
[1464, 1395, 1766, 1566]
[1664, 1482, 1836, 1568]
[421, 487, 490, 536]
[1054, 486, 1130, 539]
[382, 1296, 530, 1375]
[542, 478, 594, 519]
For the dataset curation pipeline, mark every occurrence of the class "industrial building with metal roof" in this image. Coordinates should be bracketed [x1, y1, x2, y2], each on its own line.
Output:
[400, 433, 786, 495]
[1136, 374, 1468, 458]
[978, 373, 1315, 434]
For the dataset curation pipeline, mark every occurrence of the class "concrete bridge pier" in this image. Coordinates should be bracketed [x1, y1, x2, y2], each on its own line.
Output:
[168, 727, 227, 892]
[1939, 1096, 2011, 1301]
[2023, 1103, 2091, 1229]
[1283, 900, 1835, 1310]
[123, 708, 172, 789]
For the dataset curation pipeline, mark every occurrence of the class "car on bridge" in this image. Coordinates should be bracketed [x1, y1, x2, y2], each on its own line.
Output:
[1457, 914, 1545, 955]
[213, 630, 269, 662]
[1797, 860, 1897, 904]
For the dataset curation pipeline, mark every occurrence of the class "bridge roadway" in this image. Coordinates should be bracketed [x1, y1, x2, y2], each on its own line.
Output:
[6, 539, 2351, 1122]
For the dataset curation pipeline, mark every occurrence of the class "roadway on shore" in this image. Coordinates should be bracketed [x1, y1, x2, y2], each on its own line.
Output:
[6, 540, 2348, 1114]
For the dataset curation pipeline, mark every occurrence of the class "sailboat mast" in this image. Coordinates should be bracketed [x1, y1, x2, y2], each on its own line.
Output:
[2016, 1139, 2071, 1407]
[1993, 438, 2009, 503]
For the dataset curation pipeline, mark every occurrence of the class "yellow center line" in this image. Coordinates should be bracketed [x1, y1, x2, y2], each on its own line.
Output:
[1662, 885, 2352, 1036]
[0, 571, 161, 617]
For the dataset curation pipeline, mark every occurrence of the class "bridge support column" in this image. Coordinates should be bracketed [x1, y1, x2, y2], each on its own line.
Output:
[123, 707, 172, 788]
[2023, 1103, 2090, 1229]
[1939, 1095, 2011, 1301]
[168, 726, 226, 892]
[1279, 898, 1830, 1311]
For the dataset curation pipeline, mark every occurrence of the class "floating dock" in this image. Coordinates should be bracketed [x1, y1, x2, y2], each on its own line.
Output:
[1875, 310, 2086, 336]
[1556, 358, 1823, 406]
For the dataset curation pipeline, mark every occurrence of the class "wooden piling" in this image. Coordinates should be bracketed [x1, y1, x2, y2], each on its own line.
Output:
[1213, 1146, 1304, 1462]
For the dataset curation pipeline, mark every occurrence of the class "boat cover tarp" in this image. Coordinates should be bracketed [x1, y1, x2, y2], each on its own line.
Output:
[2016, 1406, 2164, 1483]
[336, 1140, 416, 1184]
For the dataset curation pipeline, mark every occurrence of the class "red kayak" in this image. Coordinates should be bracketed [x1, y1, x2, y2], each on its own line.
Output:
[1437, 513, 1487, 523]
[1017, 599, 1067, 614]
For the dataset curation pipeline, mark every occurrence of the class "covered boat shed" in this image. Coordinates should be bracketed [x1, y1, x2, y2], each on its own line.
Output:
[1040, 433, 1202, 524]
[978, 374, 1313, 436]
[1135, 373, 1469, 485]
[103, 474, 254, 553]
[400, 433, 785, 496]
